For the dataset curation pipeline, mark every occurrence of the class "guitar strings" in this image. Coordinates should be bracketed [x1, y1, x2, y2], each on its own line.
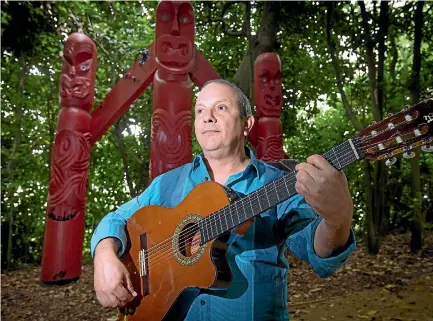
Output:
[143, 133, 426, 270]
[141, 135, 390, 269]
[138, 142, 361, 270]
[141, 139, 361, 265]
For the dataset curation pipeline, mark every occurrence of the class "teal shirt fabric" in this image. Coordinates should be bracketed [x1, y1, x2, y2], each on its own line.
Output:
[91, 148, 356, 321]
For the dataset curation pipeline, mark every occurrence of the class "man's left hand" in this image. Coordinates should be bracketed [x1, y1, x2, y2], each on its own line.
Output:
[295, 155, 353, 230]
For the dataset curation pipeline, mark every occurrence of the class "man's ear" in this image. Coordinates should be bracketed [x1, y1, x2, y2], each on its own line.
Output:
[243, 115, 255, 137]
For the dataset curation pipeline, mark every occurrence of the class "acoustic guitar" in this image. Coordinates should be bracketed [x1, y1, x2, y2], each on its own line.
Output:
[118, 99, 432, 320]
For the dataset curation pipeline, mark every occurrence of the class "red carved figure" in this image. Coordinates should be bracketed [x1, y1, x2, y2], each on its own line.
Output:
[41, 33, 97, 283]
[60, 34, 97, 112]
[155, 0, 195, 76]
[255, 53, 283, 118]
[150, 0, 196, 178]
[250, 53, 286, 161]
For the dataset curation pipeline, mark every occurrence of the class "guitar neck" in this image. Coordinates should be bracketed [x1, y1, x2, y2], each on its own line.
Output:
[199, 137, 363, 244]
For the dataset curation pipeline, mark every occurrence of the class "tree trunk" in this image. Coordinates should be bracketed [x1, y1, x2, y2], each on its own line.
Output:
[109, 64, 136, 198]
[232, 1, 281, 97]
[377, 1, 389, 237]
[364, 160, 380, 254]
[410, 1, 424, 253]
[325, 2, 363, 131]
[359, 1, 390, 252]
[6, 54, 26, 270]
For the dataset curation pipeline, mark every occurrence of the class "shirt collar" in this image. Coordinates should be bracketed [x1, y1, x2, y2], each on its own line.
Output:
[192, 147, 263, 179]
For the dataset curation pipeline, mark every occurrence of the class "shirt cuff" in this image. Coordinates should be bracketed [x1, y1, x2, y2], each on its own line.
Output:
[90, 219, 127, 258]
[307, 216, 356, 278]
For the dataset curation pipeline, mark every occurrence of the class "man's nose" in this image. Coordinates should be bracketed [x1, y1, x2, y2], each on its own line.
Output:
[170, 18, 180, 36]
[203, 110, 216, 123]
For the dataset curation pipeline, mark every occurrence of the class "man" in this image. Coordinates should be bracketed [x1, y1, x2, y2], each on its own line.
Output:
[91, 79, 356, 320]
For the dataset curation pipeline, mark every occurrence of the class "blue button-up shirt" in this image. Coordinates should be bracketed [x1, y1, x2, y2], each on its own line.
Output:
[91, 148, 356, 321]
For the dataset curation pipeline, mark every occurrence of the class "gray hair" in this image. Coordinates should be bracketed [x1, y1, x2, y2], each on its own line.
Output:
[202, 79, 252, 117]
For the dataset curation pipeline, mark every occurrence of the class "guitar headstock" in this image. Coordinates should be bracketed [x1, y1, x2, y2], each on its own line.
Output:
[356, 99, 433, 165]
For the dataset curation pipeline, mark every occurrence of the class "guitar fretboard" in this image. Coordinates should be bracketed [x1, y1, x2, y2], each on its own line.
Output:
[199, 137, 362, 244]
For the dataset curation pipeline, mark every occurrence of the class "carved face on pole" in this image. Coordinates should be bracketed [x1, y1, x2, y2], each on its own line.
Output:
[155, 0, 195, 74]
[254, 53, 282, 118]
[59, 33, 97, 112]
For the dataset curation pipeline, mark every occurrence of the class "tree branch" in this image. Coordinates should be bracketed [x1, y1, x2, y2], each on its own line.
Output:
[325, 2, 363, 131]
[359, 1, 380, 121]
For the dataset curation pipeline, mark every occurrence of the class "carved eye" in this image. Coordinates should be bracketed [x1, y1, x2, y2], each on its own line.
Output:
[180, 16, 190, 24]
[158, 10, 173, 23]
[262, 78, 268, 83]
[80, 63, 90, 71]
[274, 79, 281, 85]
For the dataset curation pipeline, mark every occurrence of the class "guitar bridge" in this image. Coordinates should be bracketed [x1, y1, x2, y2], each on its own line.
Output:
[139, 249, 147, 276]
[139, 233, 150, 296]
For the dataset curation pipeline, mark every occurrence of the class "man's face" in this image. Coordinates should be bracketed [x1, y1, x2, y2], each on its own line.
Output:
[194, 83, 247, 153]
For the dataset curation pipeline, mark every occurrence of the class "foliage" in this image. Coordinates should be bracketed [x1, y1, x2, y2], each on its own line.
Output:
[1, 1, 432, 269]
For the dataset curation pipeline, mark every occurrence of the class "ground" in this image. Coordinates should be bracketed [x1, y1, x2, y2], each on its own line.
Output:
[2, 232, 433, 321]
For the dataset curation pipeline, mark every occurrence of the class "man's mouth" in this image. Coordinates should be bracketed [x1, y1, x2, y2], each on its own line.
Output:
[203, 130, 219, 134]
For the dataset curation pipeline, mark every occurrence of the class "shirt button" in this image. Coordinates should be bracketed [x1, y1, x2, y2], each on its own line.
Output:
[200, 300, 206, 306]
[204, 177, 208, 181]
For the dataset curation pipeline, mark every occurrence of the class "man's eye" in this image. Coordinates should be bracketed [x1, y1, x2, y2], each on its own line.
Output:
[196, 109, 203, 114]
[218, 105, 226, 110]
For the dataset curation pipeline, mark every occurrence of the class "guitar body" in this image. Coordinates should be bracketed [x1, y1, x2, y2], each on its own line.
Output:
[118, 181, 235, 321]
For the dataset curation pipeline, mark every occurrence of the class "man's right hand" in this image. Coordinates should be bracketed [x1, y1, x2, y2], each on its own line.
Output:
[93, 238, 138, 308]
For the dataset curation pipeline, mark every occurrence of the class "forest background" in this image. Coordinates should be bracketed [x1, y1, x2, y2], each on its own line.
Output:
[1, 0, 432, 273]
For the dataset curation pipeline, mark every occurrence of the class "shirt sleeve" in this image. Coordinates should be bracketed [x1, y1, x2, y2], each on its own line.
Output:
[277, 194, 356, 278]
[90, 175, 163, 258]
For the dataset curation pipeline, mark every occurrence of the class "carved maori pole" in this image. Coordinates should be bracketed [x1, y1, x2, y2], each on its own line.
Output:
[150, 1, 195, 177]
[41, 33, 97, 283]
[249, 52, 287, 161]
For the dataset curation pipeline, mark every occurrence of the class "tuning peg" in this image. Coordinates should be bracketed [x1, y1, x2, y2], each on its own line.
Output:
[421, 144, 433, 152]
[385, 157, 397, 166]
[403, 151, 416, 159]
[404, 114, 413, 121]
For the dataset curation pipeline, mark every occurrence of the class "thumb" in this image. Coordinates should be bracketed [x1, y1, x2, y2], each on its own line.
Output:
[124, 272, 138, 297]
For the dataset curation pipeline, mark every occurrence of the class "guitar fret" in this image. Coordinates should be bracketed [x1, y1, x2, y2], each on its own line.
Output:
[332, 148, 342, 169]
[264, 186, 271, 209]
[257, 192, 262, 212]
[274, 181, 280, 202]
[248, 198, 254, 219]
[220, 210, 226, 235]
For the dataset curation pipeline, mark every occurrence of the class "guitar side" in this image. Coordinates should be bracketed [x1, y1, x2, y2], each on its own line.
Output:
[118, 182, 233, 321]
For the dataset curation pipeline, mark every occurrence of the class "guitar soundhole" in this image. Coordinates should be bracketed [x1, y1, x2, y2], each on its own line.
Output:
[179, 223, 200, 257]
[172, 214, 206, 266]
